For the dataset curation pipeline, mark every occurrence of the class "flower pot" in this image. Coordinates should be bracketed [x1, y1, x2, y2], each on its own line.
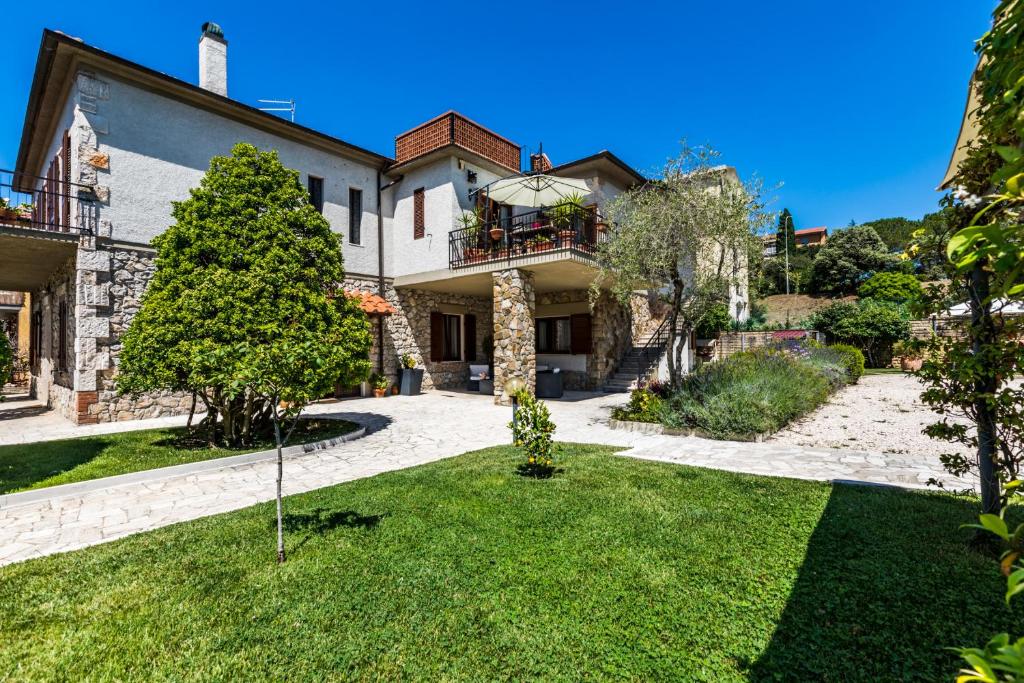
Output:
[900, 357, 923, 372]
[399, 367, 423, 395]
[0, 208, 18, 221]
[489, 228, 505, 241]
[557, 229, 575, 247]
[463, 247, 486, 264]
[373, 388, 386, 398]
[595, 221, 608, 233]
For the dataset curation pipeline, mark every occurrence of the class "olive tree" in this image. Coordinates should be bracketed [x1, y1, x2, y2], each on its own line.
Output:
[596, 145, 771, 388]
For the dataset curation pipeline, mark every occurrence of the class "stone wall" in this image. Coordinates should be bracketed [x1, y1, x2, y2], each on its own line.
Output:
[492, 268, 535, 405]
[588, 289, 633, 388]
[343, 276, 492, 391]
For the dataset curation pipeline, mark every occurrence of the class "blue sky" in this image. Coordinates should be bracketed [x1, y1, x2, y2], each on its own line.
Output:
[1, 0, 989, 232]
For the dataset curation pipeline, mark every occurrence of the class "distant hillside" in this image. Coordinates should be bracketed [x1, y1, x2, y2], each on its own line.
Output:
[760, 294, 857, 326]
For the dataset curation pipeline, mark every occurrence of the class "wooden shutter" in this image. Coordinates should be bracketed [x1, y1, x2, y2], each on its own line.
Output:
[570, 313, 592, 355]
[430, 311, 443, 362]
[61, 130, 71, 230]
[464, 313, 477, 362]
[413, 188, 425, 239]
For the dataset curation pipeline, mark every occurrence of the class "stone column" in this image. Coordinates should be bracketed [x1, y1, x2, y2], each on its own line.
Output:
[73, 239, 111, 424]
[492, 268, 535, 406]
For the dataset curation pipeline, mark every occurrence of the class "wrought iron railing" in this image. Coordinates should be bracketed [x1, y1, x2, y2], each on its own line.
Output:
[634, 316, 672, 382]
[0, 169, 97, 235]
[449, 204, 605, 269]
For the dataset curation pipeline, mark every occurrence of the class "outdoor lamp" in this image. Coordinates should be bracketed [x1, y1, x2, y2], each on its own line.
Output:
[504, 377, 527, 442]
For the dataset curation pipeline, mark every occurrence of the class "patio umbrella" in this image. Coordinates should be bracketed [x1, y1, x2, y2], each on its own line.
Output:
[484, 175, 591, 208]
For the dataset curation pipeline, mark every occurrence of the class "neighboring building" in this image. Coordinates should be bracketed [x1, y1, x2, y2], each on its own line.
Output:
[761, 234, 777, 258]
[794, 226, 827, 248]
[0, 291, 30, 359]
[2, 25, 747, 423]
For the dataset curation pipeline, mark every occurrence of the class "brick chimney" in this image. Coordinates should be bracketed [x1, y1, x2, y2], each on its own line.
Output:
[529, 152, 552, 173]
[199, 22, 227, 96]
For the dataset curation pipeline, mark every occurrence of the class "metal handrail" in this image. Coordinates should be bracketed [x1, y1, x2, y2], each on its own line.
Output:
[449, 204, 603, 269]
[0, 168, 97, 236]
[634, 316, 672, 381]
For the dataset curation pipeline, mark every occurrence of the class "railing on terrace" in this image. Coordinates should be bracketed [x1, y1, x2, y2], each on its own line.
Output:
[0, 169, 98, 236]
[449, 204, 606, 269]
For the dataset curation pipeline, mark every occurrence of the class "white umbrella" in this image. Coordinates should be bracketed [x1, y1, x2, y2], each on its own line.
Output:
[484, 175, 591, 208]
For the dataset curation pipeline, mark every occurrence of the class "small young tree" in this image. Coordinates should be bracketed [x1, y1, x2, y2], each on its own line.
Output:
[0, 330, 12, 388]
[808, 225, 901, 295]
[596, 145, 771, 388]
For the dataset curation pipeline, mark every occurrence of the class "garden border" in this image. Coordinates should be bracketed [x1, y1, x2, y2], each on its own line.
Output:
[0, 420, 368, 509]
[608, 418, 768, 442]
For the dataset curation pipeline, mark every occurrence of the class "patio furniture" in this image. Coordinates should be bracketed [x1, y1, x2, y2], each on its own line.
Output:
[479, 378, 494, 395]
[536, 368, 563, 399]
[468, 364, 489, 392]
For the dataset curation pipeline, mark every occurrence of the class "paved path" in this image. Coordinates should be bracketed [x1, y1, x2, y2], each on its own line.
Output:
[0, 390, 973, 566]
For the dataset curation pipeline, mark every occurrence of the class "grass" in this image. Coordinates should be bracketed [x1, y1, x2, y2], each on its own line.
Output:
[0, 443, 1016, 681]
[0, 419, 358, 494]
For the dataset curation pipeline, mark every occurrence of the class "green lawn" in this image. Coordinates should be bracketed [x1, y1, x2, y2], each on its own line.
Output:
[0, 444, 1015, 681]
[0, 419, 358, 494]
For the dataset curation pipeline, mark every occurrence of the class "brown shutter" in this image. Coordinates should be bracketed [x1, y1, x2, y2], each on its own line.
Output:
[430, 311, 443, 362]
[570, 313, 592, 355]
[413, 188, 425, 239]
[61, 130, 71, 229]
[464, 313, 477, 362]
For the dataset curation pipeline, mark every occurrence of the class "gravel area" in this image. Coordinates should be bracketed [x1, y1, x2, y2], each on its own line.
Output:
[769, 372, 971, 458]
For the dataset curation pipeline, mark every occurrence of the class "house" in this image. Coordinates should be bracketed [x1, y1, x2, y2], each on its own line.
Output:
[0, 291, 31, 362]
[761, 234, 778, 258]
[2, 24, 747, 424]
[794, 226, 827, 248]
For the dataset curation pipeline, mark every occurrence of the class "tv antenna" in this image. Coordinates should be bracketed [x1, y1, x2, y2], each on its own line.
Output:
[258, 99, 295, 123]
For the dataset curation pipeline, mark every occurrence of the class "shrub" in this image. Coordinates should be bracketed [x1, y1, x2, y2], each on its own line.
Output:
[694, 303, 731, 339]
[0, 332, 11, 387]
[660, 348, 831, 439]
[828, 343, 865, 383]
[510, 390, 557, 471]
[857, 272, 922, 303]
[612, 387, 664, 423]
[808, 299, 910, 367]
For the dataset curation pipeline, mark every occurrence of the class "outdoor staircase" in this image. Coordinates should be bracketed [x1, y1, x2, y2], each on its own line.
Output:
[601, 320, 671, 393]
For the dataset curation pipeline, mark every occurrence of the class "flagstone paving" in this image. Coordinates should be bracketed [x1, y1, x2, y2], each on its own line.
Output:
[0, 390, 973, 566]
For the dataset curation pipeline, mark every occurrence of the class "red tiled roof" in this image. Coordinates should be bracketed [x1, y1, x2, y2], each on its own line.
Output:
[795, 226, 827, 236]
[344, 290, 396, 316]
[771, 330, 810, 340]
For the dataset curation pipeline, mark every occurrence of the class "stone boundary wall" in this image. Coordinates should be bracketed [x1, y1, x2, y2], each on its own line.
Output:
[715, 330, 824, 360]
[909, 317, 968, 341]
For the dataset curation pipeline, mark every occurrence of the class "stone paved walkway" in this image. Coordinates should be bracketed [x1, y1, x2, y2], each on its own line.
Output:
[0, 390, 973, 566]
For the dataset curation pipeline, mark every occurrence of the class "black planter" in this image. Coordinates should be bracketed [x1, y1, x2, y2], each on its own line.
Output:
[399, 368, 424, 395]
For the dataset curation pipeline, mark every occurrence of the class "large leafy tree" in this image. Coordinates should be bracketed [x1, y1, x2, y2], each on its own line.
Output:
[808, 299, 910, 368]
[596, 145, 770, 388]
[808, 225, 901, 295]
[118, 143, 371, 561]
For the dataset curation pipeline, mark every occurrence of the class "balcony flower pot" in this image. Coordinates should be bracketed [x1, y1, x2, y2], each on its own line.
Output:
[557, 229, 575, 247]
[0, 208, 18, 221]
[899, 356, 923, 372]
[489, 227, 505, 241]
[529, 240, 554, 253]
[595, 220, 608, 234]
[399, 367, 424, 395]
[463, 247, 486, 264]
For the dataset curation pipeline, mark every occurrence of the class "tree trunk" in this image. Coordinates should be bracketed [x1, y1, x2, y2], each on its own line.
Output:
[970, 263, 1000, 515]
[666, 277, 685, 389]
[186, 392, 197, 430]
[272, 404, 286, 564]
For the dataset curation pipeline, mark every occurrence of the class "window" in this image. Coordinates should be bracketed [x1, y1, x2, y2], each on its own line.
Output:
[307, 176, 324, 214]
[57, 300, 68, 371]
[442, 314, 461, 361]
[349, 188, 362, 245]
[536, 317, 572, 354]
[413, 187, 425, 239]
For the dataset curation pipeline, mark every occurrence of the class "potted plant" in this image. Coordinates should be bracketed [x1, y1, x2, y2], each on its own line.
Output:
[398, 354, 424, 395]
[370, 372, 389, 398]
[16, 203, 33, 222]
[528, 235, 554, 253]
[893, 340, 923, 372]
[0, 199, 18, 222]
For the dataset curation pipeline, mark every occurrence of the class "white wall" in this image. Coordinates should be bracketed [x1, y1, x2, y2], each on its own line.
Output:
[92, 72, 383, 277]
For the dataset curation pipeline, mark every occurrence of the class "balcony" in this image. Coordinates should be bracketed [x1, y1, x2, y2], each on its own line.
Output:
[449, 204, 606, 270]
[0, 169, 99, 290]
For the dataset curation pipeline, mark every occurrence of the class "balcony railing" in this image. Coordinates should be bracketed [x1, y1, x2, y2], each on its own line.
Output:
[449, 204, 606, 269]
[0, 169, 98, 236]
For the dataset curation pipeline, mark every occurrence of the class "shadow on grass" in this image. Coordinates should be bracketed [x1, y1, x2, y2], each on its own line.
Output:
[0, 439, 110, 494]
[746, 483, 1019, 681]
[282, 508, 386, 533]
[514, 463, 564, 479]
